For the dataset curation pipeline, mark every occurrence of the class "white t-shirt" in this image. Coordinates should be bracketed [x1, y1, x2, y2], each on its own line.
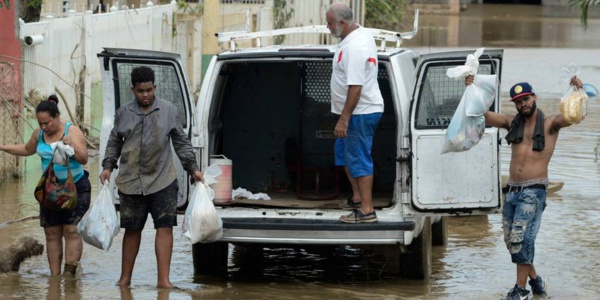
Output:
[330, 26, 384, 115]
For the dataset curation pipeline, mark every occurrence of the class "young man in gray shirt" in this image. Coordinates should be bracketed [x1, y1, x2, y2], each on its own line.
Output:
[100, 66, 203, 288]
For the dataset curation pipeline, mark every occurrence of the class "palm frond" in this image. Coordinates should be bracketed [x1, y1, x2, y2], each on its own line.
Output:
[568, 0, 600, 29]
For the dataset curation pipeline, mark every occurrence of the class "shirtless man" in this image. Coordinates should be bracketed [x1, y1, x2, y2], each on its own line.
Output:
[466, 75, 583, 300]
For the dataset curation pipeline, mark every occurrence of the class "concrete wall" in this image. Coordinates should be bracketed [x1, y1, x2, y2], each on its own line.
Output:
[19, 4, 180, 130]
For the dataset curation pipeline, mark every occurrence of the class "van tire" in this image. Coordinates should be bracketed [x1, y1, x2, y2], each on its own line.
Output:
[192, 242, 229, 275]
[399, 217, 432, 279]
[431, 216, 448, 246]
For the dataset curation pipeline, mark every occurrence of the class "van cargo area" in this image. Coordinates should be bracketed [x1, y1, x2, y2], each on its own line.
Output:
[207, 60, 396, 209]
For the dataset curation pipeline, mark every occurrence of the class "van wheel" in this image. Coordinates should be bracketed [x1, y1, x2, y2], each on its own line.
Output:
[432, 216, 448, 246]
[192, 242, 229, 275]
[399, 217, 432, 279]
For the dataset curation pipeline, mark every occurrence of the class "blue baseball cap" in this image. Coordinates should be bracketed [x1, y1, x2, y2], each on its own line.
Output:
[509, 82, 535, 101]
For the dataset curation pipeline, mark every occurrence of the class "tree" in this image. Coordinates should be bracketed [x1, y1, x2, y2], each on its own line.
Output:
[12, 0, 42, 22]
[569, 0, 600, 29]
[364, 0, 406, 30]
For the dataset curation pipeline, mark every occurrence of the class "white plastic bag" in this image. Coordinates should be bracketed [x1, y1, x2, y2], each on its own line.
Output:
[463, 75, 497, 117]
[440, 98, 486, 154]
[77, 182, 120, 250]
[559, 63, 588, 124]
[442, 48, 496, 153]
[182, 169, 223, 243]
[446, 47, 484, 78]
[51, 141, 75, 165]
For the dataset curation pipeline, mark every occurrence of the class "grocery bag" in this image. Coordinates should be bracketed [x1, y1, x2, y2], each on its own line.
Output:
[559, 63, 588, 124]
[77, 182, 120, 250]
[442, 48, 497, 153]
[182, 165, 223, 244]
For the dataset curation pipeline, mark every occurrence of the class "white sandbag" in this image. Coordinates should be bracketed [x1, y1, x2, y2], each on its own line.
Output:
[77, 182, 120, 250]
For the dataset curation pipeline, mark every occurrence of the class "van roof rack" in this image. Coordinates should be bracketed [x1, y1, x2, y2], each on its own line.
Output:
[216, 9, 419, 52]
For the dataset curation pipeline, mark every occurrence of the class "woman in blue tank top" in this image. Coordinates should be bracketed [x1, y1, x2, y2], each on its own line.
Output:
[0, 95, 91, 277]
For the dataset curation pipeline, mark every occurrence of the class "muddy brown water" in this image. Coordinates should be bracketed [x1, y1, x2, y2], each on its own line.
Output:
[1, 4, 600, 300]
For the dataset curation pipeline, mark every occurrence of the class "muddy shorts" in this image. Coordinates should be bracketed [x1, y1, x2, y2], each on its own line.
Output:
[334, 112, 382, 178]
[502, 185, 547, 264]
[40, 171, 92, 228]
[118, 180, 178, 230]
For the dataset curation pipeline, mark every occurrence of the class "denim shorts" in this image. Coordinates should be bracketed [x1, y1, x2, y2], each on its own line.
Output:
[118, 180, 179, 230]
[40, 171, 92, 228]
[334, 112, 382, 178]
[502, 186, 547, 264]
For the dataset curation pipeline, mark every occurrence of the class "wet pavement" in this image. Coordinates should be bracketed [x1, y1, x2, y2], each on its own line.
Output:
[1, 3, 600, 300]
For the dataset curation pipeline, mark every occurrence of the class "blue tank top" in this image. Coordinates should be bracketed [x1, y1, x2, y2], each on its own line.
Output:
[37, 122, 85, 183]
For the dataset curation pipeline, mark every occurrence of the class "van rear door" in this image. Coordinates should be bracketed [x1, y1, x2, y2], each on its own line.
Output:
[97, 48, 196, 208]
[406, 49, 503, 215]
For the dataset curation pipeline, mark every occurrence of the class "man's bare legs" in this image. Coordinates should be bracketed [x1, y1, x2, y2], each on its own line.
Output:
[44, 226, 63, 276]
[117, 229, 141, 286]
[356, 175, 374, 213]
[343, 166, 361, 203]
[155, 227, 174, 289]
[528, 264, 539, 280]
[516, 263, 539, 287]
[343, 166, 374, 213]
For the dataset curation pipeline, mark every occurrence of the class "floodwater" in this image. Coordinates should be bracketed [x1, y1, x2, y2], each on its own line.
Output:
[1, 4, 600, 300]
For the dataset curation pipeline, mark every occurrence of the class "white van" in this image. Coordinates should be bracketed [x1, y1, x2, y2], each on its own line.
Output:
[97, 19, 503, 279]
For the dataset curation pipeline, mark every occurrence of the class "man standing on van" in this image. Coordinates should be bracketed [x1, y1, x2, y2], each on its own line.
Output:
[100, 66, 204, 289]
[326, 3, 383, 223]
[466, 75, 583, 299]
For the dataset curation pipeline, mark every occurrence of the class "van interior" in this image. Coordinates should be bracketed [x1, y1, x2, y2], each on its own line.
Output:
[207, 60, 396, 208]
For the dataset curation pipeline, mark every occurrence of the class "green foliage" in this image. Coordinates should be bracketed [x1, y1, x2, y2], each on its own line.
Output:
[364, 0, 406, 30]
[177, 0, 203, 15]
[26, 0, 41, 9]
[569, 0, 600, 29]
[1, 0, 10, 9]
[19, 0, 42, 22]
[273, 0, 294, 44]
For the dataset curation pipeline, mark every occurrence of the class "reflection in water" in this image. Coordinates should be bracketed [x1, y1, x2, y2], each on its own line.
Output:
[404, 4, 600, 49]
[1, 4, 600, 300]
[46, 276, 83, 300]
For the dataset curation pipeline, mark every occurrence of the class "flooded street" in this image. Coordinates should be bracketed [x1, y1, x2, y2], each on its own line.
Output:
[2, 4, 600, 300]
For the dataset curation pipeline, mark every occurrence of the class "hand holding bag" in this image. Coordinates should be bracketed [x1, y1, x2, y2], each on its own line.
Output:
[34, 149, 78, 211]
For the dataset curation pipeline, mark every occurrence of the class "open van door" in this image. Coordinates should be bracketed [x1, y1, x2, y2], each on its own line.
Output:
[406, 49, 503, 216]
[97, 48, 196, 208]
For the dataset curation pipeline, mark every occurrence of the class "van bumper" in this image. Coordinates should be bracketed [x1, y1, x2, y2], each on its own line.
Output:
[220, 218, 415, 245]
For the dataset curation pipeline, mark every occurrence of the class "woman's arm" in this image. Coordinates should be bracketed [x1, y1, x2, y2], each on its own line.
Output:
[0, 129, 40, 157]
[64, 125, 89, 165]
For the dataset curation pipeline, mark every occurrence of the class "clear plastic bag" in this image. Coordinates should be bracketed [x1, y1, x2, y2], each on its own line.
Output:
[441, 98, 486, 154]
[559, 64, 588, 124]
[182, 165, 223, 244]
[464, 75, 497, 117]
[77, 182, 120, 250]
